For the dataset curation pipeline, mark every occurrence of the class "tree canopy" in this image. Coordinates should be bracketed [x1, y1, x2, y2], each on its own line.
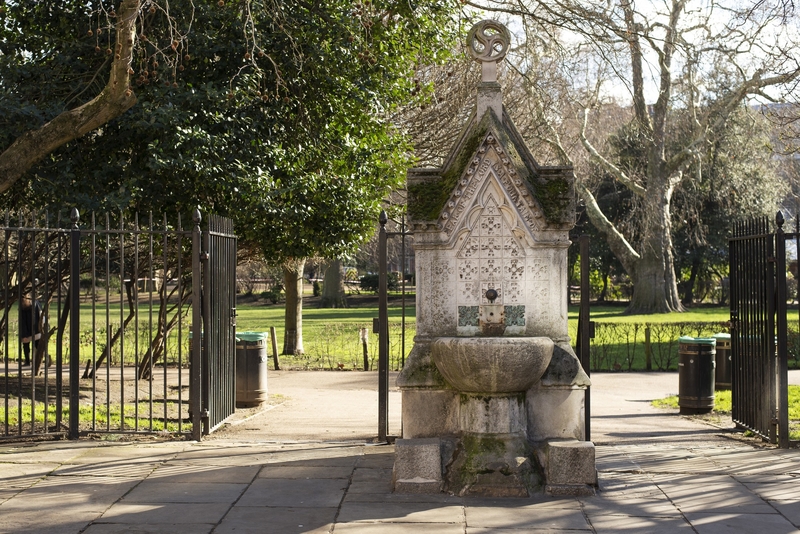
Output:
[1, 0, 461, 257]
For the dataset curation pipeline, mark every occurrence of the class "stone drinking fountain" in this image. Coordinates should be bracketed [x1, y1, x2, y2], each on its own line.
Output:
[393, 20, 596, 497]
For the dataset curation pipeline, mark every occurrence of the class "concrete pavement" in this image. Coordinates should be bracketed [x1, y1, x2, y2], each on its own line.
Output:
[1, 370, 799, 533]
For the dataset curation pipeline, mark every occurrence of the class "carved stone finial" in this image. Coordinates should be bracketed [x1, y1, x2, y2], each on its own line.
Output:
[467, 20, 511, 83]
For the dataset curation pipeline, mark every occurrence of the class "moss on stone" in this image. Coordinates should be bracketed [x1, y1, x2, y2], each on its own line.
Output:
[445, 433, 544, 496]
[408, 121, 490, 221]
[407, 362, 447, 387]
[407, 107, 573, 225]
[535, 177, 571, 223]
[397, 344, 448, 388]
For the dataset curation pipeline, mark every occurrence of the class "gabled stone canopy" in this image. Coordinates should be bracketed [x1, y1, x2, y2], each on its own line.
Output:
[407, 107, 574, 239]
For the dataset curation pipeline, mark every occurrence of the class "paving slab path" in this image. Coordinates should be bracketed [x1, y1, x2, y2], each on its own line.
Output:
[1, 370, 799, 533]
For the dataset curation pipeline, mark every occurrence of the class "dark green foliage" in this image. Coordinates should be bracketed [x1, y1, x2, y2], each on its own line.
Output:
[359, 272, 399, 293]
[0, 1, 461, 264]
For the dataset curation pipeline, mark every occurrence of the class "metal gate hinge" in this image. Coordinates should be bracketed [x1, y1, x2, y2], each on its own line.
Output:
[768, 256, 776, 263]
[200, 251, 209, 261]
[201, 409, 209, 421]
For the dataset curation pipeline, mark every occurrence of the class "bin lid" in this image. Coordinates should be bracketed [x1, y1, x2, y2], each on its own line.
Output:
[236, 331, 268, 342]
[712, 333, 731, 340]
[678, 336, 716, 346]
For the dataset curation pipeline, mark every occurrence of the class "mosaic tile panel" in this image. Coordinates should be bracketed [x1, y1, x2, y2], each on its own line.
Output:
[458, 306, 480, 327]
[504, 305, 526, 327]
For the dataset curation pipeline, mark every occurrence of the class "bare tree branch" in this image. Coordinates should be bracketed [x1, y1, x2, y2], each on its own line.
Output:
[0, 0, 140, 194]
[580, 107, 647, 196]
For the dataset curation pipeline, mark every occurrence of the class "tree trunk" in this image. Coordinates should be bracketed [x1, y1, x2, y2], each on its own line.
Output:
[625, 184, 684, 314]
[282, 259, 305, 355]
[579, 181, 683, 314]
[320, 259, 348, 308]
[598, 270, 608, 303]
[682, 255, 701, 305]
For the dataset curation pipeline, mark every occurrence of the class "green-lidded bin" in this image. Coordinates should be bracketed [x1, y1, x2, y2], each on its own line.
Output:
[712, 333, 731, 391]
[678, 336, 716, 415]
[236, 331, 269, 408]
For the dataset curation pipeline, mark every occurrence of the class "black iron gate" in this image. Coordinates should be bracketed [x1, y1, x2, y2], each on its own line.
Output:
[196, 213, 237, 438]
[729, 213, 791, 448]
[1, 209, 236, 442]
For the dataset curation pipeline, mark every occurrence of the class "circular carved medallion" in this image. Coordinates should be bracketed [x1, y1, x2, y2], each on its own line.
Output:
[467, 20, 510, 64]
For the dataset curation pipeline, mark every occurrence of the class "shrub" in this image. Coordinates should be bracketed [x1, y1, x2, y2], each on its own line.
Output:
[260, 285, 283, 304]
[359, 273, 399, 293]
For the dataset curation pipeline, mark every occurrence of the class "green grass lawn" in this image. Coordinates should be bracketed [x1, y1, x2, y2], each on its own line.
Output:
[653, 386, 800, 441]
[2, 297, 736, 372]
[8, 294, 791, 373]
[238, 300, 734, 371]
[0, 398, 189, 434]
[570, 304, 730, 323]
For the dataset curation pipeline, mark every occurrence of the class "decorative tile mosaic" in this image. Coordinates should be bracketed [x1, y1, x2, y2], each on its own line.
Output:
[529, 258, 548, 280]
[504, 305, 526, 327]
[481, 283, 503, 304]
[458, 259, 479, 281]
[504, 258, 525, 280]
[452, 178, 535, 309]
[458, 305, 480, 327]
[459, 282, 480, 303]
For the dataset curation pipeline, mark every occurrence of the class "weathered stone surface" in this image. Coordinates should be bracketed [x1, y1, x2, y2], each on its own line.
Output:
[540, 342, 591, 387]
[459, 394, 527, 435]
[545, 483, 596, 497]
[406, 106, 573, 344]
[396, 340, 446, 388]
[393, 439, 443, 494]
[444, 434, 542, 497]
[431, 337, 553, 393]
[476, 82, 503, 119]
[400, 390, 458, 439]
[539, 440, 597, 491]
[526, 386, 585, 441]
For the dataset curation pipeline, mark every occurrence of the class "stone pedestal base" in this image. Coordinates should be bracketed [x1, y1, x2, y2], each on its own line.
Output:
[393, 438, 443, 494]
[537, 439, 597, 496]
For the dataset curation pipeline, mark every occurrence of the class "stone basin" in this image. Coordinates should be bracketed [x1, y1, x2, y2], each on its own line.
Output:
[431, 337, 554, 393]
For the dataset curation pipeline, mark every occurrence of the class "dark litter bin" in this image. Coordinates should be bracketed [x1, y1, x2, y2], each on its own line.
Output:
[678, 336, 716, 415]
[236, 331, 269, 408]
[712, 333, 731, 390]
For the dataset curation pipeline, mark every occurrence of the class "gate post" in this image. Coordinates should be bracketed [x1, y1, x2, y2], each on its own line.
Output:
[378, 210, 389, 442]
[68, 209, 81, 440]
[190, 209, 203, 442]
[767, 218, 778, 444]
[578, 235, 591, 441]
[775, 212, 789, 449]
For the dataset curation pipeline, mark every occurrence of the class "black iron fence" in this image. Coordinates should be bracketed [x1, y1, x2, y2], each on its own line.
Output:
[730, 214, 793, 448]
[1, 209, 236, 442]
